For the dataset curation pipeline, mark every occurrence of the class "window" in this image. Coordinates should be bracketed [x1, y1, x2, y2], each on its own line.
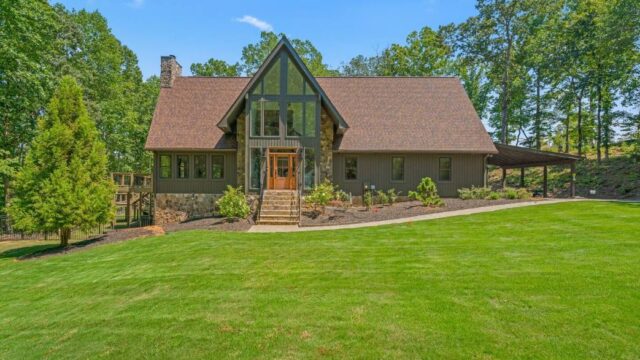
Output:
[286, 101, 316, 137]
[159, 155, 171, 178]
[263, 58, 280, 95]
[304, 101, 316, 137]
[287, 57, 304, 95]
[212, 155, 224, 179]
[345, 156, 358, 180]
[194, 155, 206, 179]
[304, 148, 315, 189]
[264, 101, 280, 136]
[251, 101, 280, 137]
[286, 102, 303, 136]
[250, 100, 261, 137]
[250, 148, 263, 190]
[439, 157, 451, 181]
[176, 155, 189, 179]
[392, 157, 404, 182]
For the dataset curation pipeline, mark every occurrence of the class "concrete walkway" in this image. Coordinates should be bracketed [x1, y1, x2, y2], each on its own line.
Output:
[248, 198, 586, 233]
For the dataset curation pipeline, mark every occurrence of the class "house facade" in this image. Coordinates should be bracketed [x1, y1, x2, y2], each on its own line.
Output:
[145, 37, 497, 224]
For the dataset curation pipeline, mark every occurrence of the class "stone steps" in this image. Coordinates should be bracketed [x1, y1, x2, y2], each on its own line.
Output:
[258, 190, 300, 225]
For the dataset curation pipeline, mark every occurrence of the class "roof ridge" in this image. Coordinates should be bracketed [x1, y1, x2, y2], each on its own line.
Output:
[316, 76, 458, 79]
[178, 76, 252, 79]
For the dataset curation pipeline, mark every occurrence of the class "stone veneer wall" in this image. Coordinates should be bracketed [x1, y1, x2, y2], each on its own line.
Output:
[154, 193, 221, 225]
[236, 112, 246, 188]
[319, 108, 334, 182]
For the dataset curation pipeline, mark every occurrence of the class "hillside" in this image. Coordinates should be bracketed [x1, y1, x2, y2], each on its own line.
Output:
[489, 150, 640, 199]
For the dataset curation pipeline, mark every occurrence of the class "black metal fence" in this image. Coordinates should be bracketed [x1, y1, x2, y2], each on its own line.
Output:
[0, 215, 108, 242]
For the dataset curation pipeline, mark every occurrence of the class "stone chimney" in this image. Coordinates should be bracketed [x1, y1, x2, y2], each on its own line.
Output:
[160, 55, 182, 88]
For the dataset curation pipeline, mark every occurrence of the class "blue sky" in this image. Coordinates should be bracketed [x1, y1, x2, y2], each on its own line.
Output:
[53, 0, 478, 79]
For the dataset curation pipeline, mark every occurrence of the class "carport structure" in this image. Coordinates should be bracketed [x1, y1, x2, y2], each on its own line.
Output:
[488, 143, 582, 198]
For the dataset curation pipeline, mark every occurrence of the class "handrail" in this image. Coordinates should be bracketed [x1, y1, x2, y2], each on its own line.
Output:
[257, 152, 268, 221]
[297, 148, 304, 223]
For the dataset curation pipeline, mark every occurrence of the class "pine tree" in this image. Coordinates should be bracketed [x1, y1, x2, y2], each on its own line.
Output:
[8, 76, 114, 246]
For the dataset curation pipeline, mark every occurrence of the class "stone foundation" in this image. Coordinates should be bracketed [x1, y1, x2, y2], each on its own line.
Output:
[154, 193, 261, 225]
[154, 193, 221, 225]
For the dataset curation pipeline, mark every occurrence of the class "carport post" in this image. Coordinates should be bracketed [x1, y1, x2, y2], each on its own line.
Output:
[520, 168, 525, 188]
[543, 166, 548, 198]
[570, 162, 576, 198]
[501, 168, 507, 188]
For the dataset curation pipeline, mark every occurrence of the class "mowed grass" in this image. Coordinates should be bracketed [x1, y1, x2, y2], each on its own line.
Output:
[1, 201, 639, 359]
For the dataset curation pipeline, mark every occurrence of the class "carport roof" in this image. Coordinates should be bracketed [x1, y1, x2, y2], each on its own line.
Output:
[488, 143, 581, 169]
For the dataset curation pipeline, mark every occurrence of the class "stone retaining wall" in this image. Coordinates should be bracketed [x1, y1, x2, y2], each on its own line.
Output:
[154, 193, 260, 225]
[154, 193, 221, 225]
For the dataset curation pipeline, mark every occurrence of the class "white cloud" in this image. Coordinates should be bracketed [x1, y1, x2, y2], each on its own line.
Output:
[128, 0, 144, 8]
[235, 15, 273, 32]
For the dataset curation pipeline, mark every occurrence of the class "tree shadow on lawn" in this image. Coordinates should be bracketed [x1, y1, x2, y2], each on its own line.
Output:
[0, 235, 107, 260]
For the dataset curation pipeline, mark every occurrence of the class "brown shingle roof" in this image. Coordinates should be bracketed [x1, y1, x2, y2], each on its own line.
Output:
[145, 77, 249, 150]
[317, 77, 496, 153]
[146, 76, 497, 154]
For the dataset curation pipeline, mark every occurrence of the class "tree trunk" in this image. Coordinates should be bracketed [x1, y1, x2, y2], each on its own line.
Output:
[535, 69, 542, 150]
[60, 228, 71, 247]
[564, 113, 570, 153]
[500, 20, 512, 145]
[577, 87, 584, 157]
[596, 81, 602, 163]
[3, 176, 9, 210]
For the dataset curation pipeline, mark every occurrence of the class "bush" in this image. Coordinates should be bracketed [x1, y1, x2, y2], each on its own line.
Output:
[516, 188, 531, 199]
[387, 188, 400, 205]
[334, 189, 349, 202]
[458, 186, 492, 200]
[363, 191, 373, 210]
[485, 191, 501, 200]
[458, 186, 532, 200]
[503, 187, 519, 199]
[306, 181, 335, 213]
[376, 190, 389, 205]
[216, 185, 251, 220]
[408, 177, 444, 207]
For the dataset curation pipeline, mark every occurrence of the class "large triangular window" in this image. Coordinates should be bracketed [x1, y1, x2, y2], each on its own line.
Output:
[248, 53, 319, 138]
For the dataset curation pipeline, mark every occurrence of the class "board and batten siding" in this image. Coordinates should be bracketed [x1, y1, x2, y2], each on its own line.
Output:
[154, 151, 237, 194]
[332, 153, 486, 197]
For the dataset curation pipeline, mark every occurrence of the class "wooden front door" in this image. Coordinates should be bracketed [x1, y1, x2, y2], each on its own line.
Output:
[268, 153, 297, 190]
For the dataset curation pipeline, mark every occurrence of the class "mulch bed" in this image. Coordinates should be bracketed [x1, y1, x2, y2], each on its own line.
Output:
[19, 217, 253, 260]
[162, 217, 254, 233]
[300, 198, 538, 227]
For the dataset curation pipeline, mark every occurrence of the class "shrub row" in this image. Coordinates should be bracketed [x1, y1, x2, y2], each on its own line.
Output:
[458, 186, 531, 200]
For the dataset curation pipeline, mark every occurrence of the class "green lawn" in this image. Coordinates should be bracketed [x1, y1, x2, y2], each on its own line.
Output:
[1, 201, 639, 359]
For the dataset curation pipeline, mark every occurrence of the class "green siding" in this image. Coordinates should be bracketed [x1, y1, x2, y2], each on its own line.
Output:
[154, 151, 237, 194]
[332, 153, 486, 197]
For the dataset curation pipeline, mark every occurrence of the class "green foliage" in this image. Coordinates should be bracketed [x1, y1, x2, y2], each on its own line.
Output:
[409, 177, 444, 207]
[379, 26, 453, 76]
[7, 77, 115, 246]
[334, 189, 349, 202]
[363, 191, 373, 210]
[486, 191, 501, 200]
[375, 190, 389, 205]
[458, 186, 531, 200]
[216, 186, 250, 220]
[458, 186, 493, 200]
[306, 181, 335, 211]
[387, 188, 400, 205]
[190, 58, 241, 77]
[240, 32, 338, 76]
